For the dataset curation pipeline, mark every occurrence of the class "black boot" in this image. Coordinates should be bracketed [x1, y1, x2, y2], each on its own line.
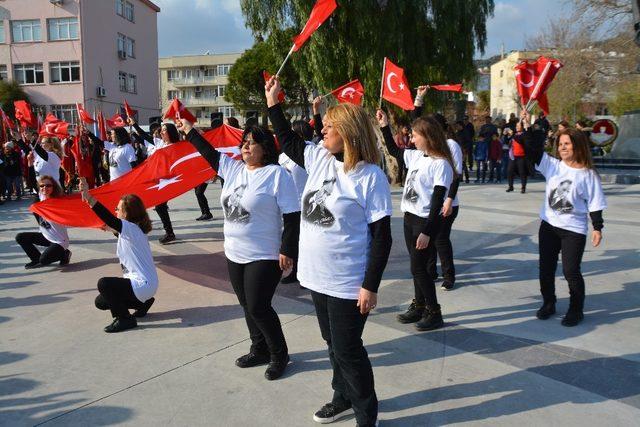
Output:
[264, 353, 290, 380]
[536, 301, 556, 320]
[561, 310, 584, 327]
[415, 305, 444, 331]
[397, 299, 425, 324]
[133, 297, 155, 318]
[159, 232, 176, 245]
[235, 350, 270, 368]
[104, 315, 137, 333]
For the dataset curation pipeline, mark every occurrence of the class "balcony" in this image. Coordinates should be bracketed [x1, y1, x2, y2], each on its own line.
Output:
[182, 97, 225, 107]
[170, 76, 225, 87]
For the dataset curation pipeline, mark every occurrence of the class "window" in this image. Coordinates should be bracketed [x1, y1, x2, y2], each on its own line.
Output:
[183, 69, 195, 79]
[216, 85, 225, 98]
[0, 22, 4, 44]
[126, 74, 137, 93]
[117, 33, 126, 55]
[50, 104, 77, 124]
[216, 64, 231, 76]
[50, 61, 81, 83]
[167, 90, 179, 100]
[119, 71, 127, 91]
[12, 20, 42, 42]
[0, 65, 7, 81]
[116, 0, 124, 16]
[500, 69, 504, 78]
[125, 1, 135, 21]
[499, 89, 503, 97]
[167, 69, 180, 81]
[204, 68, 216, 78]
[218, 106, 235, 118]
[126, 37, 135, 58]
[48, 18, 79, 41]
[14, 63, 44, 84]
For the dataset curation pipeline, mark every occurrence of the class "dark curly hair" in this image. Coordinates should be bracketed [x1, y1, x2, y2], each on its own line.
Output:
[240, 125, 279, 166]
[112, 127, 131, 146]
[292, 119, 313, 141]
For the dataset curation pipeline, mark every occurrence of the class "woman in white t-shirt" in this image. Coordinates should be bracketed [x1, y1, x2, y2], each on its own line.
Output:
[79, 178, 158, 333]
[267, 77, 392, 427]
[15, 175, 71, 269]
[86, 127, 137, 181]
[28, 136, 63, 185]
[377, 109, 455, 332]
[519, 113, 607, 327]
[179, 118, 300, 382]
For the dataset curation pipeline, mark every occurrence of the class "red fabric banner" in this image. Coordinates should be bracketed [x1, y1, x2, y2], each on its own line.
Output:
[14, 100, 37, 129]
[123, 100, 137, 119]
[292, 0, 337, 52]
[430, 84, 463, 93]
[514, 56, 563, 114]
[381, 58, 415, 110]
[76, 103, 96, 124]
[106, 113, 126, 128]
[164, 98, 197, 123]
[40, 113, 69, 138]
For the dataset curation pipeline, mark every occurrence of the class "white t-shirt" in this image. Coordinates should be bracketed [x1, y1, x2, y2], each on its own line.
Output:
[37, 193, 69, 249]
[536, 153, 607, 235]
[117, 219, 158, 302]
[144, 137, 168, 157]
[104, 142, 136, 180]
[218, 154, 300, 264]
[297, 145, 393, 300]
[447, 138, 463, 207]
[279, 150, 310, 206]
[401, 150, 453, 217]
[34, 150, 61, 184]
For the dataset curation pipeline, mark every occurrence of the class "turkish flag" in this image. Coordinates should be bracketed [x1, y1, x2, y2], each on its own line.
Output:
[292, 0, 337, 52]
[40, 114, 69, 138]
[14, 100, 37, 129]
[164, 98, 197, 123]
[430, 84, 463, 93]
[514, 56, 563, 113]
[123, 100, 137, 119]
[331, 79, 365, 105]
[76, 103, 96, 124]
[106, 113, 126, 128]
[381, 58, 414, 110]
[97, 111, 108, 140]
[263, 70, 286, 103]
[70, 135, 95, 183]
[30, 124, 244, 228]
[0, 108, 16, 130]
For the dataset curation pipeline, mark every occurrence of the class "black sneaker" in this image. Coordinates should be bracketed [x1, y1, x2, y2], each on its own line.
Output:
[195, 214, 206, 221]
[313, 402, 354, 424]
[397, 299, 425, 324]
[60, 250, 71, 266]
[133, 297, 155, 318]
[25, 261, 41, 269]
[415, 305, 444, 331]
[104, 316, 137, 333]
[441, 281, 454, 291]
[521, 188, 526, 194]
[506, 187, 514, 192]
[536, 302, 556, 320]
[235, 352, 270, 368]
[264, 354, 290, 380]
[200, 212, 213, 221]
[159, 233, 176, 245]
[561, 311, 584, 327]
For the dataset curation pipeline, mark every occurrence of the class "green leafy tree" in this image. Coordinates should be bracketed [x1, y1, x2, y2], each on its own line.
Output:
[0, 80, 30, 118]
[240, 0, 494, 112]
[609, 77, 640, 116]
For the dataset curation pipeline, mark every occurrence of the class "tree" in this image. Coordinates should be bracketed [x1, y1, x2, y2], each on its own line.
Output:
[0, 80, 30, 118]
[239, 0, 494, 111]
[609, 76, 640, 116]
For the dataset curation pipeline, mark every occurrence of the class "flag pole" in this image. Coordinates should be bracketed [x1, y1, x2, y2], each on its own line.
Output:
[275, 45, 296, 78]
[378, 58, 387, 109]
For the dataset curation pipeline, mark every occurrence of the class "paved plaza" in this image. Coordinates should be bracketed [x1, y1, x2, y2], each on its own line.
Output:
[1, 180, 639, 426]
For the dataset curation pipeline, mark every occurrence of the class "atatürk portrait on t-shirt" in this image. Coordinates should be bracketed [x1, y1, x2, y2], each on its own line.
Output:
[223, 184, 250, 223]
[303, 178, 335, 227]
[549, 179, 574, 213]
[404, 170, 419, 203]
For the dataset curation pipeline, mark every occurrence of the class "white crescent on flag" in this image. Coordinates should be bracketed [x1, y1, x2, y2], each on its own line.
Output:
[169, 152, 201, 172]
[518, 68, 535, 88]
[386, 72, 399, 93]
[340, 87, 356, 98]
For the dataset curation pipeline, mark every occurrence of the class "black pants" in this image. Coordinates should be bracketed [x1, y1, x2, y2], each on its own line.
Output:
[508, 156, 528, 190]
[311, 291, 377, 426]
[155, 202, 173, 234]
[427, 206, 458, 284]
[475, 160, 487, 182]
[403, 213, 439, 307]
[538, 221, 587, 312]
[488, 160, 501, 182]
[227, 259, 286, 357]
[95, 277, 144, 318]
[194, 183, 211, 215]
[16, 232, 66, 265]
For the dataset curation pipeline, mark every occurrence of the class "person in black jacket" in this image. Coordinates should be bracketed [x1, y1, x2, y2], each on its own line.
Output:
[1, 142, 22, 201]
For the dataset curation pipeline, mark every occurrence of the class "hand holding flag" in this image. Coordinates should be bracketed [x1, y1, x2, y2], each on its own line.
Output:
[329, 79, 365, 105]
[265, 76, 283, 108]
[164, 98, 197, 123]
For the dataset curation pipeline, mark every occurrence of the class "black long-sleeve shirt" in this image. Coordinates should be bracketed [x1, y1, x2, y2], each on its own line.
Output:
[91, 201, 122, 234]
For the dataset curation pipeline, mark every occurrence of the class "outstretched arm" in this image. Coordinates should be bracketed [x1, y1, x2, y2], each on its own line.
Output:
[179, 119, 221, 171]
[376, 109, 403, 160]
[266, 78, 307, 169]
[79, 177, 122, 233]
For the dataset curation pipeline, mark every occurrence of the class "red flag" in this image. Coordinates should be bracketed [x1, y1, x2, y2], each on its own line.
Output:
[97, 111, 108, 140]
[14, 100, 37, 128]
[30, 124, 244, 228]
[76, 103, 96, 124]
[39, 114, 69, 138]
[70, 134, 95, 182]
[381, 58, 414, 110]
[331, 79, 365, 105]
[123, 100, 137, 119]
[164, 98, 197, 123]
[202, 123, 243, 159]
[514, 56, 563, 113]
[292, 0, 337, 52]
[106, 113, 126, 128]
[430, 84, 463, 93]
[263, 71, 286, 103]
[0, 107, 16, 130]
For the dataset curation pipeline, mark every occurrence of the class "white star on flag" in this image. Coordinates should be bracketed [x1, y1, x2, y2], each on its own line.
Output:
[399, 83, 405, 90]
[147, 175, 183, 191]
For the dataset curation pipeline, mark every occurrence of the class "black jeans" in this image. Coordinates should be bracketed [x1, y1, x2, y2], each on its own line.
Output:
[154, 202, 173, 234]
[475, 160, 487, 182]
[427, 206, 459, 284]
[16, 232, 66, 265]
[538, 221, 587, 312]
[508, 156, 528, 190]
[488, 160, 501, 182]
[227, 259, 287, 357]
[194, 183, 211, 215]
[311, 291, 377, 426]
[95, 277, 144, 318]
[403, 213, 439, 307]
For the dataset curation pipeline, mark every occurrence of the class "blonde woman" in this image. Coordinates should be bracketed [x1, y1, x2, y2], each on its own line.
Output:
[267, 77, 392, 427]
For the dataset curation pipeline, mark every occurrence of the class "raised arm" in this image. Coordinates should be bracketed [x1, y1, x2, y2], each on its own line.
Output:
[311, 96, 324, 139]
[520, 113, 545, 165]
[33, 140, 49, 161]
[178, 119, 221, 171]
[266, 78, 307, 168]
[376, 109, 403, 160]
[130, 119, 154, 145]
[411, 85, 429, 120]
[79, 177, 122, 233]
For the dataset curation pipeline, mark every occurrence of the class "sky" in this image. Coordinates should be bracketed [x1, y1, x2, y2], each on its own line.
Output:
[154, 0, 568, 59]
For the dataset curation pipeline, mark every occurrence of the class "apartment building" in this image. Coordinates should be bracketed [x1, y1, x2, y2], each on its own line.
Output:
[158, 53, 242, 127]
[0, 0, 160, 124]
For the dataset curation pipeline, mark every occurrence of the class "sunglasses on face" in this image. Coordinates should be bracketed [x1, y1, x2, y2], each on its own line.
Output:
[39, 184, 53, 188]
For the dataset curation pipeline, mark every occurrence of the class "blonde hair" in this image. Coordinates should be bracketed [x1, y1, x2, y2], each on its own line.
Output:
[41, 136, 63, 158]
[325, 103, 380, 171]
